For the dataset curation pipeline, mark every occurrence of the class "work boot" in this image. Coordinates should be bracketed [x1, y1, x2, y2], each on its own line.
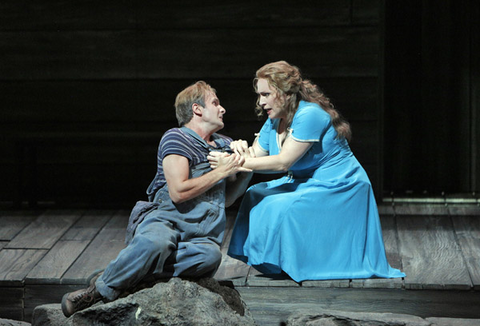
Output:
[61, 283, 103, 318]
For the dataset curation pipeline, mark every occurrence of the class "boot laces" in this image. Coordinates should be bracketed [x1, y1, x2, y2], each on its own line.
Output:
[72, 286, 97, 305]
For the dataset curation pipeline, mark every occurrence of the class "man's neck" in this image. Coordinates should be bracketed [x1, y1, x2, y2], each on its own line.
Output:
[183, 123, 216, 144]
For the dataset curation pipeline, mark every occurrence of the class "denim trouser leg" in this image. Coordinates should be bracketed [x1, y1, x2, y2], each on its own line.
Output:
[172, 240, 222, 278]
[96, 218, 178, 301]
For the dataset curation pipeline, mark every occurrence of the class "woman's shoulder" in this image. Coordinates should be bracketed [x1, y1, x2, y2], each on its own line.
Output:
[295, 101, 330, 122]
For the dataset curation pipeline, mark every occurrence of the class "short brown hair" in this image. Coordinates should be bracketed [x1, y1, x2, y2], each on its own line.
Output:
[175, 81, 216, 126]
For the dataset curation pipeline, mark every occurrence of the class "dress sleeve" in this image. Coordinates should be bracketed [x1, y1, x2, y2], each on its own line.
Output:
[256, 118, 273, 152]
[289, 103, 331, 142]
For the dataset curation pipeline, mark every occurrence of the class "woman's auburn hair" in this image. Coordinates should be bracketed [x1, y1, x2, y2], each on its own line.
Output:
[254, 61, 351, 142]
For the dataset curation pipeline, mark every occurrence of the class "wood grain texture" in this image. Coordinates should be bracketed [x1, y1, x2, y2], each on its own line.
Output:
[394, 204, 449, 216]
[246, 267, 300, 287]
[61, 210, 114, 241]
[452, 216, 480, 289]
[0, 211, 39, 240]
[61, 210, 128, 283]
[396, 216, 472, 290]
[0, 249, 47, 285]
[5, 210, 82, 249]
[26, 240, 91, 284]
[380, 215, 403, 270]
[302, 279, 351, 288]
[237, 287, 480, 326]
[448, 205, 480, 216]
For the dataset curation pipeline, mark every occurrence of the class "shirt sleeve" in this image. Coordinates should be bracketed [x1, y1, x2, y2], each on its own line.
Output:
[159, 129, 194, 161]
[289, 103, 331, 142]
[257, 118, 273, 152]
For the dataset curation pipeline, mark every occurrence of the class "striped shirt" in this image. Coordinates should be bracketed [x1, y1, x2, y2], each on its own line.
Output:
[147, 128, 232, 197]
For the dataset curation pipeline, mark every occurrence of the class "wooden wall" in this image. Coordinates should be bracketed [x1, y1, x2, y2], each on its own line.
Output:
[0, 1, 383, 207]
[383, 0, 480, 195]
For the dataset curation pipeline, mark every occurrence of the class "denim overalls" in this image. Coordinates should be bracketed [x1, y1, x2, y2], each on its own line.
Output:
[96, 127, 230, 301]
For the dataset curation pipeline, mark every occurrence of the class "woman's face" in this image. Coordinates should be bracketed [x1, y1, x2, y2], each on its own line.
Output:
[256, 78, 286, 120]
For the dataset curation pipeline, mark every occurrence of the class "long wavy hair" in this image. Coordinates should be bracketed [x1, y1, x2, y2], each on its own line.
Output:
[254, 61, 351, 141]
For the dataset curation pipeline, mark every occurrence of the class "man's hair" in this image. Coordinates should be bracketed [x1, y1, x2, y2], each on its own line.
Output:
[175, 81, 216, 126]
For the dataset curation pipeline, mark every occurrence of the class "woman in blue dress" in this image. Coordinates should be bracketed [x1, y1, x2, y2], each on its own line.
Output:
[210, 61, 405, 282]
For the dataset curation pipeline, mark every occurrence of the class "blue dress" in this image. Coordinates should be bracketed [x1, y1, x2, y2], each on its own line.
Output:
[227, 101, 405, 282]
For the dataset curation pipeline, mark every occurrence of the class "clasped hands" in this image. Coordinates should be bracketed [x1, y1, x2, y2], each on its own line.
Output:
[207, 139, 255, 173]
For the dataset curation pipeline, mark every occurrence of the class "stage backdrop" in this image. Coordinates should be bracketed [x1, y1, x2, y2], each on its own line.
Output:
[0, 1, 478, 207]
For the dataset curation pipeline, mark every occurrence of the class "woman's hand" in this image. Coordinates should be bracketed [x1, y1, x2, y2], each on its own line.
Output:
[230, 140, 256, 159]
[207, 151, 251, 174]
[230, 140, 249, 155]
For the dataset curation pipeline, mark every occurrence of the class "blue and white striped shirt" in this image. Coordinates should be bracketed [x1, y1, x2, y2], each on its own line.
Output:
[147, 128, 232, 197]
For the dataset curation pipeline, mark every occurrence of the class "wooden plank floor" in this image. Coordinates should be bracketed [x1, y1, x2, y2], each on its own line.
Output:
[1, 204, 480, 323]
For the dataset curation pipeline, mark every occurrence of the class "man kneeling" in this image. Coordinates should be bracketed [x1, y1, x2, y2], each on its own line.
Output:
[61, 81, 252, 317]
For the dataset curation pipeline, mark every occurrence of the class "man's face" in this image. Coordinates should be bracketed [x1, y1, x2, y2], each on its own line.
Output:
[201, 91, 226, 131]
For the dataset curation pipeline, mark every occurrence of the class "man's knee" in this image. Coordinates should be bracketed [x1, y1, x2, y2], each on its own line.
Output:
[200, 243, 222, 267]
[133, 231, 176, 255]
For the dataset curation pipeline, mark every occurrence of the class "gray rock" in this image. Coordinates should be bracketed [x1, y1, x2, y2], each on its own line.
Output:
[0, 319, 31, 326]
[286, 309, 480, 326]
[286, 308, 431, 326]
[32, 277, 257, 326]
[426, 317, 480, 326]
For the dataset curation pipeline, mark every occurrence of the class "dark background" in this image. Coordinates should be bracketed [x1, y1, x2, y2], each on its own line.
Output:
[1, 0, 478, 208]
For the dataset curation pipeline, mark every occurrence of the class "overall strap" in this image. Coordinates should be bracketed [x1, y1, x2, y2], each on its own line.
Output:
[180, 127, 231, 152]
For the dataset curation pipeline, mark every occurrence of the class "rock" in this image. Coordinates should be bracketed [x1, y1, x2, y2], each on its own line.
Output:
[0, 319, 31, 326]
[286, 308, 431, 326]
[31, 304, 69, 326]
[32, 277, 257, 326]
[285, 309, 480, 326]
[426, 317, 480, 326]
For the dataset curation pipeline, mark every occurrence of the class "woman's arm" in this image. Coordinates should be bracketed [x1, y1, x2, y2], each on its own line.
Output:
[209, 136, 312, 173]
[243, 136, 312, 172]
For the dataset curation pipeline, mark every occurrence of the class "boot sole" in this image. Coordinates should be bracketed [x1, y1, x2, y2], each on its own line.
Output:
[61, 292, 73, 318]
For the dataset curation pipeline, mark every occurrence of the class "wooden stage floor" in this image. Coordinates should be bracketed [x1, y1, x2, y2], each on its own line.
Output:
[1, 203, 480, 324]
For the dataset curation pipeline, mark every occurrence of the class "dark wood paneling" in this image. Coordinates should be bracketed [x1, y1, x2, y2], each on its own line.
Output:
[473, 0, 480, 191]
[137, 1, 354, 29]
[0, 31, 136, 80]
[0, 287, 24, 321]
[0, 1, 382, 205]
[0, 28, 378, 81]
[352, 0, 381, 25]
[0, 77, 377, 124]
[0, 1, 135, 31]
[0, 1, 354, 31]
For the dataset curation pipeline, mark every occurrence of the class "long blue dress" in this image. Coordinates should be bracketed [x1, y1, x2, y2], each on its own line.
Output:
[227, 100, 405, 282]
